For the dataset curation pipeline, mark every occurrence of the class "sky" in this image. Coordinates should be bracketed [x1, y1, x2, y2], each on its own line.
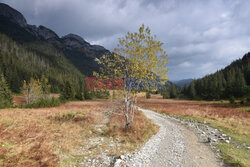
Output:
[2, 0, 250, 81]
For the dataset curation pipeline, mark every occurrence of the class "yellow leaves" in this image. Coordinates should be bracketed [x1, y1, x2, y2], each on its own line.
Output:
[139, 24, 144, 34]
[95, 24, 169, 91]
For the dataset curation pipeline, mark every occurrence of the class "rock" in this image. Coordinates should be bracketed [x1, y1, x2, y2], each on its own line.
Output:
[37, 26, 59, 40]
[247, 147, 250, 150]
[0, 3, 27, 27]
[225, 140, 230, 144]
[212, 138, 218, 143]
[62, 33, 90, 49]
[114, 159, 122, 166]
[120, 155, 125, 160]
[207, 137, 211, 143]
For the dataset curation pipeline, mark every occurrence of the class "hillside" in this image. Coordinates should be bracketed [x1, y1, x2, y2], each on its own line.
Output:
[182, 53, 250, 100]
[0, 3, 108, 77]
[0, 33, 85, 93]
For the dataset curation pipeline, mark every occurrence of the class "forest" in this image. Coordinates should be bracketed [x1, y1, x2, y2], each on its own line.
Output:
[0, 33, 109, 108]
[161, 53, 250, 102]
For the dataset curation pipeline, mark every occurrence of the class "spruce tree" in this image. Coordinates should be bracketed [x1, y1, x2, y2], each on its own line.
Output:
[189, 82, 196, 99]
[60, 81, 74, 100]
[41, 75, 51, 98]
[0, 74, 13, 108]
[170, 84, 177, 98]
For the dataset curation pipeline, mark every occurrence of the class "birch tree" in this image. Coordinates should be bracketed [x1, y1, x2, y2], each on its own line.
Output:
[22, 78, 43, 104]
[95, 25, 169, 128]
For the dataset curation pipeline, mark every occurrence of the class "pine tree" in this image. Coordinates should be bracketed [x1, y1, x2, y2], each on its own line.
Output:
[41, 75, 51, 98]
[0, 74, 13, 108]
[60, 81, 74, 100]
[162, 87, 170, 99]
[170, 84, 177, 98]
[189, 82, 196, 99]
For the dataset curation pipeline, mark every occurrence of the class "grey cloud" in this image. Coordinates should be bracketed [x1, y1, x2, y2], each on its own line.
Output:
[2, 0, 250, 80]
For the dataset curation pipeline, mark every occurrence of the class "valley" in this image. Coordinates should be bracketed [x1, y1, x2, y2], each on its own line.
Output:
[0, 2, 249, 167]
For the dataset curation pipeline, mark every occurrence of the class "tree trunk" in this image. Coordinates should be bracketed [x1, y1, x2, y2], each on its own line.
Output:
[124, 97, 136, 129]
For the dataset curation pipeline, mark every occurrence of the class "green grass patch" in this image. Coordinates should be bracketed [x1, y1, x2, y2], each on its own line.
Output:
[59, 154, 85, 167]
[218, 143, 250, 167]
[19, 97, 61, 108]
[237, 107, 250, 112]
[207, 123, 250, 146]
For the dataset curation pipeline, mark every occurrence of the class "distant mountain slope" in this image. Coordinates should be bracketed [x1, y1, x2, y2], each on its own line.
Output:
[0, 33, 85, 93]
[173, 79, 193, 88]
[183, 53, 250, 100]
[0, 3, 109, 76]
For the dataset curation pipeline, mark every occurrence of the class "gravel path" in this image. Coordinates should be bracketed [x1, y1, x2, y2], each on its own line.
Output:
[117, 107, 222, 167]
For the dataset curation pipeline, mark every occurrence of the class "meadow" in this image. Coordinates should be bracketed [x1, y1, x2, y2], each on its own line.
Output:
[0, 97, 158, 166]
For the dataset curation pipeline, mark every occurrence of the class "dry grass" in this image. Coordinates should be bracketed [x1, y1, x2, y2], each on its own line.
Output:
[138, 94, 250, 166]
[0, 100, 104, 167]
[138, 95, 250, 139]
[106, 109, 159, 154]
[0, 98, 158, 166]
[13, 94, 60, 106]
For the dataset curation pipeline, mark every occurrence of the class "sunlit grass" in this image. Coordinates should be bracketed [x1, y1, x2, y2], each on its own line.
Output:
[218, 143, 250, 167]
[237, 107, 250, 112]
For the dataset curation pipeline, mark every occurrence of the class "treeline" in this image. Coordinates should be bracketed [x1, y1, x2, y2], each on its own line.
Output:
[160, 81, 181, 99]
[161, 53, 250, 101]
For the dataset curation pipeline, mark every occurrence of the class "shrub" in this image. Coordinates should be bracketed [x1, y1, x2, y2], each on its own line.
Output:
[229, 96, 235, 104]
[240, 99, 245, 104]
[84, 89, 109, 100]
[21, 97, 61, 108]
[84, 90, 95, 100]
[247, 97, 250, 104]
[146, 91, 151, 99]
[75, 92, 85, 100]
[95, 90, 110, 99]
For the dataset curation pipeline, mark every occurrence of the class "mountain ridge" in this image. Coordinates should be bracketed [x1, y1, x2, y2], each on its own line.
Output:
[0, 2, 109, 76]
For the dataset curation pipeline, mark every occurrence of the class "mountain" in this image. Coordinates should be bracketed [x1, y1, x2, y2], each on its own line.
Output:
[182, 53, 250, 100]
[173, 79, 193, 88]
[0, 2, 107, 94]
[0, 32, 86, 93]
[0, 3, 109, 76]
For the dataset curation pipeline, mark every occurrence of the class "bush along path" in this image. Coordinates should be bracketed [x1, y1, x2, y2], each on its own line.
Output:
[114, 107, 224, 167]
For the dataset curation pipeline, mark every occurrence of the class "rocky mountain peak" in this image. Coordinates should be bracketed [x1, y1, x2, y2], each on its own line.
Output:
[37, 26, 59, 40]
[62, 34, 87, 43]
[62, 33, 90, 48]
[0, 3, 27, 27]
[92, 45, 106, 51]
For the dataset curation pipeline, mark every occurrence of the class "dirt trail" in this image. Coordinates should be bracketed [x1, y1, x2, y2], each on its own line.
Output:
[122, 107, 222, 167]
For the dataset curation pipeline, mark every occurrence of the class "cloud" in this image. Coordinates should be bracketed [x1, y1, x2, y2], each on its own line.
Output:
[2, 0, 250, 80]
